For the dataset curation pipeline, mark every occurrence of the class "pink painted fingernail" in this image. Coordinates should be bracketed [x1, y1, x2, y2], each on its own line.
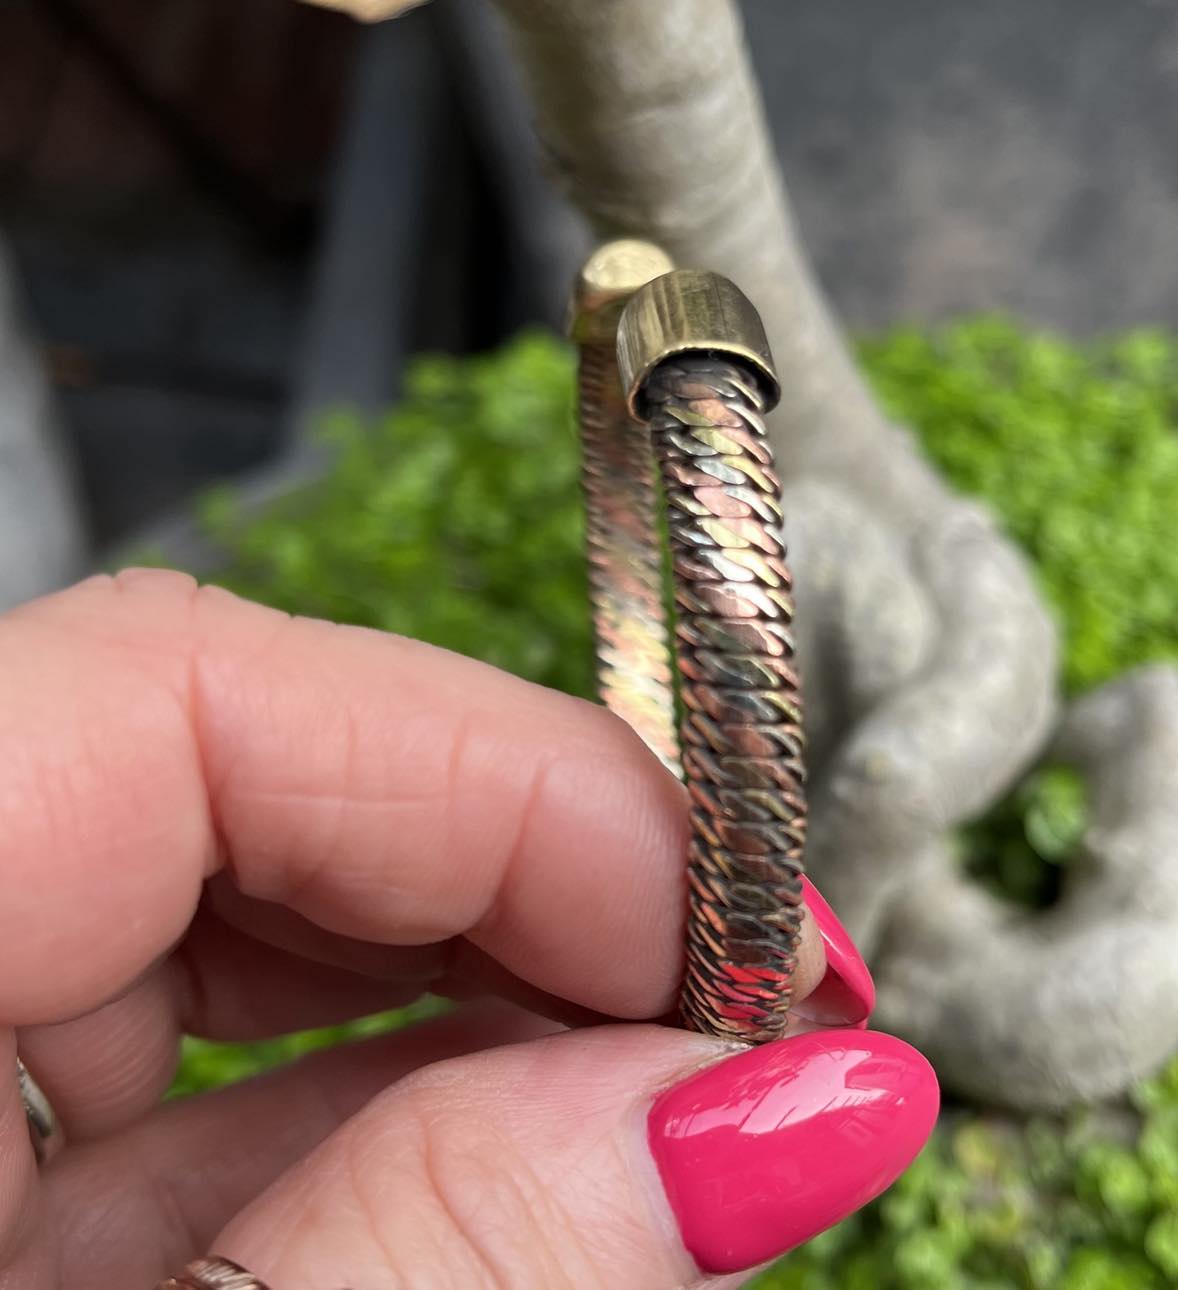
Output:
[798, 876, 875, 1027]
[649, 1029, 939, 1274]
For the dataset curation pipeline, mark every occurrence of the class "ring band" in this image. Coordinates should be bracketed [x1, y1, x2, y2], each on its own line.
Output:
[572, 242, 806, 1044]
[16, 1059, 62, 1165]
[159, 1257, 270, 1289]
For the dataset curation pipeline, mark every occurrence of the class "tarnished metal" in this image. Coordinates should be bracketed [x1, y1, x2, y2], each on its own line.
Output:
[17, 1058, 61, 1165]
[572, 247, 806, 1044]
[158, 1257, 271, 1289]
[573, 241, 680, 773]
[578, 341, 681, 774]
[569, 239, 675, 345]
[644, 353, 806, 1043]
[616, 268, 780, 422]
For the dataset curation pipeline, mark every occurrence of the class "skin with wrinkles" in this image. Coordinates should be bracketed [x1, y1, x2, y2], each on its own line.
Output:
[2, 570, 848, 1288]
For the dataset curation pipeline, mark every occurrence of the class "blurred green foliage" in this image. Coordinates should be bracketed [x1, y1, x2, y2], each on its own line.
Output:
[184, 321, 1178, 1288]
[862, 319, 1178, 696]
[201, 334, 593, 699]
[170, 997, 450, 1099]
[753, 1061, 1178, 1290]
[862, 320, 1178, 914]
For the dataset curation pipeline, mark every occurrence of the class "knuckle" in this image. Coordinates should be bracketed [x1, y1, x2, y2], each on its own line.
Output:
[348, 1075, 583, 1289]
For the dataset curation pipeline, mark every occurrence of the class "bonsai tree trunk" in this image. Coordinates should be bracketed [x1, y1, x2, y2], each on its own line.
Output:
[489, 0, 1178, 1111]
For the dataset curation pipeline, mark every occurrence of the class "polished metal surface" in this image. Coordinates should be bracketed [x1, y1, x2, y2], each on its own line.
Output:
[643, 353, 806, 1042]
[158, 1257, 270, 1289]
[573, 245, 806, 1043]
[569, 238, 675, 345]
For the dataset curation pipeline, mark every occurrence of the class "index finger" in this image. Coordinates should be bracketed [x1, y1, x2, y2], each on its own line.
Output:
[0, 569, 703, 1025]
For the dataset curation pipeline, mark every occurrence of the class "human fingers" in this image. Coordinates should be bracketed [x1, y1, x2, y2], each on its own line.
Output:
[4, 569, 855, 1139]
[9, 1004, 560, 1290]
[19, 863, 871, 1142]
[0, 567, 692, 1025]
[28, 879, 874, 1277]
[13, 903, 422, 1141]
[210, 1024, 937, 1288]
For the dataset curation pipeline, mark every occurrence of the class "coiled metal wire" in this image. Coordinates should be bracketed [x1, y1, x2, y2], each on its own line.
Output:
[579, 345, 806, 1043]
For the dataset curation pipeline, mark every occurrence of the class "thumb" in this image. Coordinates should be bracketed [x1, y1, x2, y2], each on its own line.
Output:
[209, 1024, 938, 1287]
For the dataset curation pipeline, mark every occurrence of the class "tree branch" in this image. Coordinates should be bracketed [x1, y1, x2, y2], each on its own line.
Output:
[490, 0, 951, 523]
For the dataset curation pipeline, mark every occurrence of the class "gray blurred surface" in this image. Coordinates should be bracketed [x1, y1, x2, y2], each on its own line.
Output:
[13, 205, 298, 542]
[288, 13, 442, 442]
[0, 242, 84, 607]
[743, 0, 1178, 332]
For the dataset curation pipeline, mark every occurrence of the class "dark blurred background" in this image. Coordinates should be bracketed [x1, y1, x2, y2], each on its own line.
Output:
[1, 0, 1176, 550]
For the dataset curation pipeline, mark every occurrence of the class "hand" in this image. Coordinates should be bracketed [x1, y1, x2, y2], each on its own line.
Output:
[1, 570, 936, 1288]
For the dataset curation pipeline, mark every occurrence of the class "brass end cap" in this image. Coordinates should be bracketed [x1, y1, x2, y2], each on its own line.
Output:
[616, 270, 781, 421]
[568, 239, 676, 344]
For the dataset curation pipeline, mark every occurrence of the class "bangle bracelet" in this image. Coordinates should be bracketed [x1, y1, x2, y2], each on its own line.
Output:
[571, 242, 806, 1044]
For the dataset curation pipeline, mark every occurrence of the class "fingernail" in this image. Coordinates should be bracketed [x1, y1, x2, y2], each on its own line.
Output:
[797, 876, 875, 1027]
[648, 1029, 939, 1274]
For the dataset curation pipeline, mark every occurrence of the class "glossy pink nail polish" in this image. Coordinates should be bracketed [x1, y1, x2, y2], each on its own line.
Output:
[649, 1029, 939, 1274]
[799, 876, 875, 1027]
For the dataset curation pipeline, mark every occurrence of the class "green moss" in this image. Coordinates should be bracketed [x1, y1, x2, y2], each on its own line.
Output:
[201, 332, 593, 701]
[751, 1068, 1178, 1289]
[175, 321, 1178, 1285]
[860, 319, 1178, 695]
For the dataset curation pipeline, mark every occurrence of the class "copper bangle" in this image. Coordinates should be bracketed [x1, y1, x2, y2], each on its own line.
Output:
[158, 1257, 270, 1289]
[572, 242, 806, 1044]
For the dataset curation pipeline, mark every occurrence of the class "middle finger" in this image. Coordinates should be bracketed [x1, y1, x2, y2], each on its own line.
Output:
[18, 875, 852, 1143]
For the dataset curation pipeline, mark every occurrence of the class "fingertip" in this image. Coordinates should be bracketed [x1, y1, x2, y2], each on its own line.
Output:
[648, 1027, 939, 1274]
[792, 876, 875, 1028]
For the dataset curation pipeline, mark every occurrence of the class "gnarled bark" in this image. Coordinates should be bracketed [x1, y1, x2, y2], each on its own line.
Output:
[873, 668, 1178, 1110]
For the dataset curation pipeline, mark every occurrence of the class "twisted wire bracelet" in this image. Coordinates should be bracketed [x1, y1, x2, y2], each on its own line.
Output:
[572, 243, 807, 1043]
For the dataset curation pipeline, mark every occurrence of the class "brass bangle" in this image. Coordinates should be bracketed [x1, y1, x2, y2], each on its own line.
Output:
[572, 241, 806, 1044]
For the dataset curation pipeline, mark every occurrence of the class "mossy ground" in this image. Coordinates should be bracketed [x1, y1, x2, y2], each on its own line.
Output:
[174, 321, 1178, 1288]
